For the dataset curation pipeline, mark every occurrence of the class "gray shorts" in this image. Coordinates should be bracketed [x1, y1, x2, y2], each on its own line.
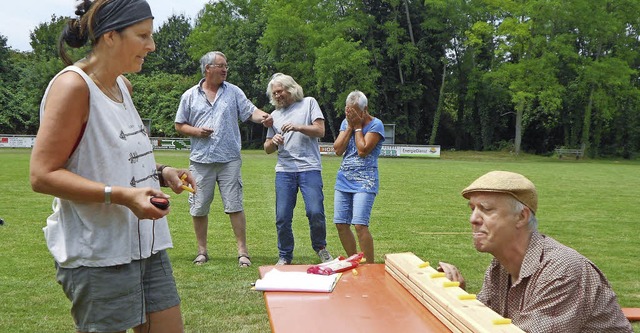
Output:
[55, 250, 180, 332]
[189, 159, 244, 216]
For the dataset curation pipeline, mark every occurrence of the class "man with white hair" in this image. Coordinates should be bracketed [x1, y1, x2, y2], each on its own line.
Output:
[438, 171, 632, 332]
[263, 73, 333, 266]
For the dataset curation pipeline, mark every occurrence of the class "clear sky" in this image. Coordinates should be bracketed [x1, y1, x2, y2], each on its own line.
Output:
[0, 0, 210, 52]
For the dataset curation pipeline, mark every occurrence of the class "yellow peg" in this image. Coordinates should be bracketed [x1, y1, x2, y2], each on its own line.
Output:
[430, 272, 446, 278]
[180, 173, 195, 193]
[458, 294, 477, 300]
[443, 281, 460, 288]
[492, 318, 512, 325]
[418, 261, 430, 268]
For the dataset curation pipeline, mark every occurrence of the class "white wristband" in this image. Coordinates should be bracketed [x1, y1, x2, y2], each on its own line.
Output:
[104, 185, 112, 205]
[354, 128, 362, 132]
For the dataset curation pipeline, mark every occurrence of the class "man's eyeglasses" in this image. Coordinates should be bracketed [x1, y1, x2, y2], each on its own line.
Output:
[209, 64, 229, 70]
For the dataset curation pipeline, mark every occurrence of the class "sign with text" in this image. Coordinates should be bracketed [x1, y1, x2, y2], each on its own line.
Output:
[320, 144, 440, 158]
[0, 136, 35, 148]
[0, 135, 440, 158]
[151, 138, 191, 150]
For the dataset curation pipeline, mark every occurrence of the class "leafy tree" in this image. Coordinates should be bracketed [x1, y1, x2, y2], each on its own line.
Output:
[141, 14, 198, 75]
[189, 0, 268, 93]
[258, 0, 383, 139]
[1, 0, 639, 158]
[258, 0, 318, 89]
[189, 0, 271, 145]
[568, 0, 639, 157]
[0, 36, 28, 133]
[30, 15, 66, 61]
[314, 38, 380, 140]
[0, 36, 19, 133]
[2, 22, 67, 134]
[0, 35, 13, 79]
[128, 72, 197, 137]
[3, 16, 72, 135]
[356, 0, 448, 144]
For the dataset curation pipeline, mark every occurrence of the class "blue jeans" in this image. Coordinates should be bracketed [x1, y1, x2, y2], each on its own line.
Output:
[275, 170, 327, 261]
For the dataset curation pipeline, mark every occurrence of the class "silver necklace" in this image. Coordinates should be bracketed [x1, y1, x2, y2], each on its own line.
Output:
[91, 74, 124, 105]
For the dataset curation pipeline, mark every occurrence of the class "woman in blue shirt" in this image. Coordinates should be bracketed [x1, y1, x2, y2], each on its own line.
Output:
[333, 91, 385, 264]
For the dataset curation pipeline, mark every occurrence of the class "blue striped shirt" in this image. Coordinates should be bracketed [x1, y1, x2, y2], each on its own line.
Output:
[175, 79, 256, 163]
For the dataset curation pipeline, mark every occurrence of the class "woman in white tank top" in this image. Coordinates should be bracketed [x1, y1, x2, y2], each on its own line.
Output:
[29, 1, 195, 332]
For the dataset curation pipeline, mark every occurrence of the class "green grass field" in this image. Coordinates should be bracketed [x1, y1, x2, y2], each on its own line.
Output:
[1, 149, 638, 332]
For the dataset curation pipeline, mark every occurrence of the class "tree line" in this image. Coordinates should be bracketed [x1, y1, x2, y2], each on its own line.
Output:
[1, 0, 639, 158]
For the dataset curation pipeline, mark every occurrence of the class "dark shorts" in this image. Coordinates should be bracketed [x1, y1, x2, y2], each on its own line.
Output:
[55, 250, 180, 332]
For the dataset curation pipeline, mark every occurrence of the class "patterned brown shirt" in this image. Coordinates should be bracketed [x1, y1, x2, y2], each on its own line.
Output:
[477, 232, 632, 333]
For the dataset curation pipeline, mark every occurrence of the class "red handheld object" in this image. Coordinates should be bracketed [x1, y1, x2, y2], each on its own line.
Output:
[307, 252, 364, 275]
[150, 196, 170, 210]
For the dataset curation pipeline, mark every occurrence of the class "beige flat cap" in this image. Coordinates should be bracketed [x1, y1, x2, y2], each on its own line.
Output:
[461, 171, 537, 214]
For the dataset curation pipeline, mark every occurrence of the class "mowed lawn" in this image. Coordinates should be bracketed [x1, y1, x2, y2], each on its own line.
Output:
[0, 148, 638, 332]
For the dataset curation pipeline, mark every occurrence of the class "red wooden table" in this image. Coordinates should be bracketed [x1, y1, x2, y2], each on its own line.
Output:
[623, 308, 640, 321]
[258, 264, 452, 333]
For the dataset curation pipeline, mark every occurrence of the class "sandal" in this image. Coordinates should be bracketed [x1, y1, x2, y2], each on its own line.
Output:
[193, 253, 209, 265]
[238, 254, 252, 268]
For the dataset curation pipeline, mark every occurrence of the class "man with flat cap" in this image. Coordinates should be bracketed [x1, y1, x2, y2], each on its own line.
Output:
[438, 171, 632, 333]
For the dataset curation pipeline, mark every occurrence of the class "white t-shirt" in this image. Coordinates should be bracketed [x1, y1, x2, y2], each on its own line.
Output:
[267, 97, 324, 172]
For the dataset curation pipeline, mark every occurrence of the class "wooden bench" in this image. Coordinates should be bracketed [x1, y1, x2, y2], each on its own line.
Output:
[386, 252, 525, 332]
[555, 147, 584, 159]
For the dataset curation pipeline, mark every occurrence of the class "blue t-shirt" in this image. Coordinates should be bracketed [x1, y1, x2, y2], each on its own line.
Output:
[175, 79, 256, 163]
[334, 118, 385, 193]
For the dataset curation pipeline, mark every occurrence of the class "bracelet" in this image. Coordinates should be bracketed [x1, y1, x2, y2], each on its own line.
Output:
[104, 185, 112, 205]
[157, 165, 169, 187]
[354, 128, 362, 132]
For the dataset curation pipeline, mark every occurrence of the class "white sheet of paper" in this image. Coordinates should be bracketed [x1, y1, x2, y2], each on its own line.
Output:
[254, 268, 341, 293]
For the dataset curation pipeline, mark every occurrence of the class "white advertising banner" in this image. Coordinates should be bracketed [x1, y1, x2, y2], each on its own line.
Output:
[0, 136, 36, 148]
[320, 144, 440, 158]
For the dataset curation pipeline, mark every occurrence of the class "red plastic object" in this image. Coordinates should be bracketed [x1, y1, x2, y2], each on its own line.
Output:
[150, 196, 170, 210]
[307, 252, 364, 275]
